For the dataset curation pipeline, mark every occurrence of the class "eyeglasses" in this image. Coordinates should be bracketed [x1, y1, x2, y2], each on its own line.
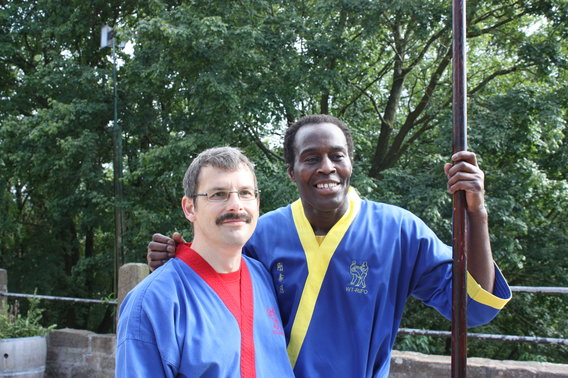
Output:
[191, 189, 260, 202]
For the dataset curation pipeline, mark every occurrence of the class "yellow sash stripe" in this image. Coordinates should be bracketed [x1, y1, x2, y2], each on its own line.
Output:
[467, 269, 511, 309]
[287, 188, 361, 368]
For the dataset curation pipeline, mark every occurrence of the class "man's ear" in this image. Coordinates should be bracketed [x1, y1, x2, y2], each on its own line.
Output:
[181, 196, 196, 222]
[287, 165, 296, 182]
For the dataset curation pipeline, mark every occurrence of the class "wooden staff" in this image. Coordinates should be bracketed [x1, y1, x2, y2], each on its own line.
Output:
[452, 0, 468, 376]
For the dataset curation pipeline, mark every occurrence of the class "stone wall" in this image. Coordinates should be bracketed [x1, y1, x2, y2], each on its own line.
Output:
[46, 328, 115, 378]
[44, 329, 567, 377]
[390, 350, 568, 377]
[3, 266, 565, 376]
[44, 263, 147, 377]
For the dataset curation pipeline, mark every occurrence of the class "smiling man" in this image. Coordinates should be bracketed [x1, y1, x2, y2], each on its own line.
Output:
[148, 115, 511, 377]
[116, 147, 293, 377]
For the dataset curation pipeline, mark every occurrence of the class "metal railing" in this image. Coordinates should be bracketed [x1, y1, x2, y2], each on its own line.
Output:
[399, 285, 568, 346]
[398, 328, 568, 346]
[509, 286, 568, 294]
[1, 286, 566, 346]
[0, 291, 117, 305]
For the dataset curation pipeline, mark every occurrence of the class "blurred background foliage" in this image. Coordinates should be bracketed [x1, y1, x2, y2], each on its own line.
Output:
[0, 0, 566, 362]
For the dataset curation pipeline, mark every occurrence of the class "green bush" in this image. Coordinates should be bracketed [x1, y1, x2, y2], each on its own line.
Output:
[0, 295, 56, 339]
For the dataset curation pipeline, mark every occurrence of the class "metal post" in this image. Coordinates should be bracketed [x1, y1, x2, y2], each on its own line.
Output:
[111, 35, 125, 311]
[452, 0, 468, 376]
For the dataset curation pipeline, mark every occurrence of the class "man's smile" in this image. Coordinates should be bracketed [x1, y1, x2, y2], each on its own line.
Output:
[315, 181, 340, 190]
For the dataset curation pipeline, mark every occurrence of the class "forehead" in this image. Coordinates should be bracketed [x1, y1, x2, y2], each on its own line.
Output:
[294, 123, 348, 155]
[197, 164, 256, 190]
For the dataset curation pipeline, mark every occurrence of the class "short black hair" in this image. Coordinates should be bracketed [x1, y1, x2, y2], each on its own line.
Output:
[283, 114, 354, 169]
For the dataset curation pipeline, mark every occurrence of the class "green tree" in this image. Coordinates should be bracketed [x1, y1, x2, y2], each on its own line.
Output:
[0, 0, 565, 361]
[0, 0, 139, 330]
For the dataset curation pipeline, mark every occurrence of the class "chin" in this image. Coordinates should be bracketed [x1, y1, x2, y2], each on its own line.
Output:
[222, 231, 254, 246]
[314, 198, 345, 212]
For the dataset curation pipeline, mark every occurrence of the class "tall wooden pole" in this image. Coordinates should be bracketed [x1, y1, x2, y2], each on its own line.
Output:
[452, 0, 468, 376]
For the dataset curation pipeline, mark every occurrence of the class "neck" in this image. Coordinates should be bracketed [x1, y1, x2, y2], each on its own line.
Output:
[302, 200, 349, 236]
[190, 238, 242, 273]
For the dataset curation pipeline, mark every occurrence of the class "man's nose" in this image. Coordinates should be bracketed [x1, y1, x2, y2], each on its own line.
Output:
[225, 191, 244, 209]
[318, 156, 336, 174]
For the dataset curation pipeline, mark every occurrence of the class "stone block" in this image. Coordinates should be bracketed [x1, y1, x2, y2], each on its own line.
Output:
[0, 269, 7, 311]
[0, 269, 7, 292]
[47, 328, 93, 349]
[117, 263, 149, 313]
[45, 364, 71, 378]
[85, 353, 115, 371]
[91, 334, 116, 353]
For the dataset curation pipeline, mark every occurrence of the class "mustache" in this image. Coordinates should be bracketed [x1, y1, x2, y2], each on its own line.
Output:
[215, 212, 252, 225]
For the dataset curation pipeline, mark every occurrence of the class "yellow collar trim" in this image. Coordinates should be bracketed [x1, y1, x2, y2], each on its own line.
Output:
[286, 188, 361, 367]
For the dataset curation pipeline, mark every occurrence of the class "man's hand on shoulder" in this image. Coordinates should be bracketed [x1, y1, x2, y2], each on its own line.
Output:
[147, 232, 185, 271]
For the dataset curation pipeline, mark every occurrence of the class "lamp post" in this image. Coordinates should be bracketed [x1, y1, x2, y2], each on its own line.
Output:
[101, 25, 125, 309]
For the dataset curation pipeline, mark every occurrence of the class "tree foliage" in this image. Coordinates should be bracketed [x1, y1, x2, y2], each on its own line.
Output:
[0, 0, 566, 362]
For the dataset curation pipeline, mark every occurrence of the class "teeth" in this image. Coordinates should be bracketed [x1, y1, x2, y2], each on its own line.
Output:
[316, 183, 339, 189]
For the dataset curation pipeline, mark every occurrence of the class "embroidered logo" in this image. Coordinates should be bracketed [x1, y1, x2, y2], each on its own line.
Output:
[276, 262, 285, 294]
[346, 260, 369, 294]
[267, 307, 284, 335]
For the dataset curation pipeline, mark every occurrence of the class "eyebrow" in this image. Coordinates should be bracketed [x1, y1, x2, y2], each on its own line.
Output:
[298, 145, 348, 155]
[203, 185, 256, 191]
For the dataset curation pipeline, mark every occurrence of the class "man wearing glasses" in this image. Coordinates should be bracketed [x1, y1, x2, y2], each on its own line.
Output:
[116, 147, 294, 377]
[147, 115, 511, 377]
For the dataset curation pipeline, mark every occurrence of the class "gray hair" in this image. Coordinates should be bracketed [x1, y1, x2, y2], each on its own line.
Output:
[182, 147, 257, 198]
